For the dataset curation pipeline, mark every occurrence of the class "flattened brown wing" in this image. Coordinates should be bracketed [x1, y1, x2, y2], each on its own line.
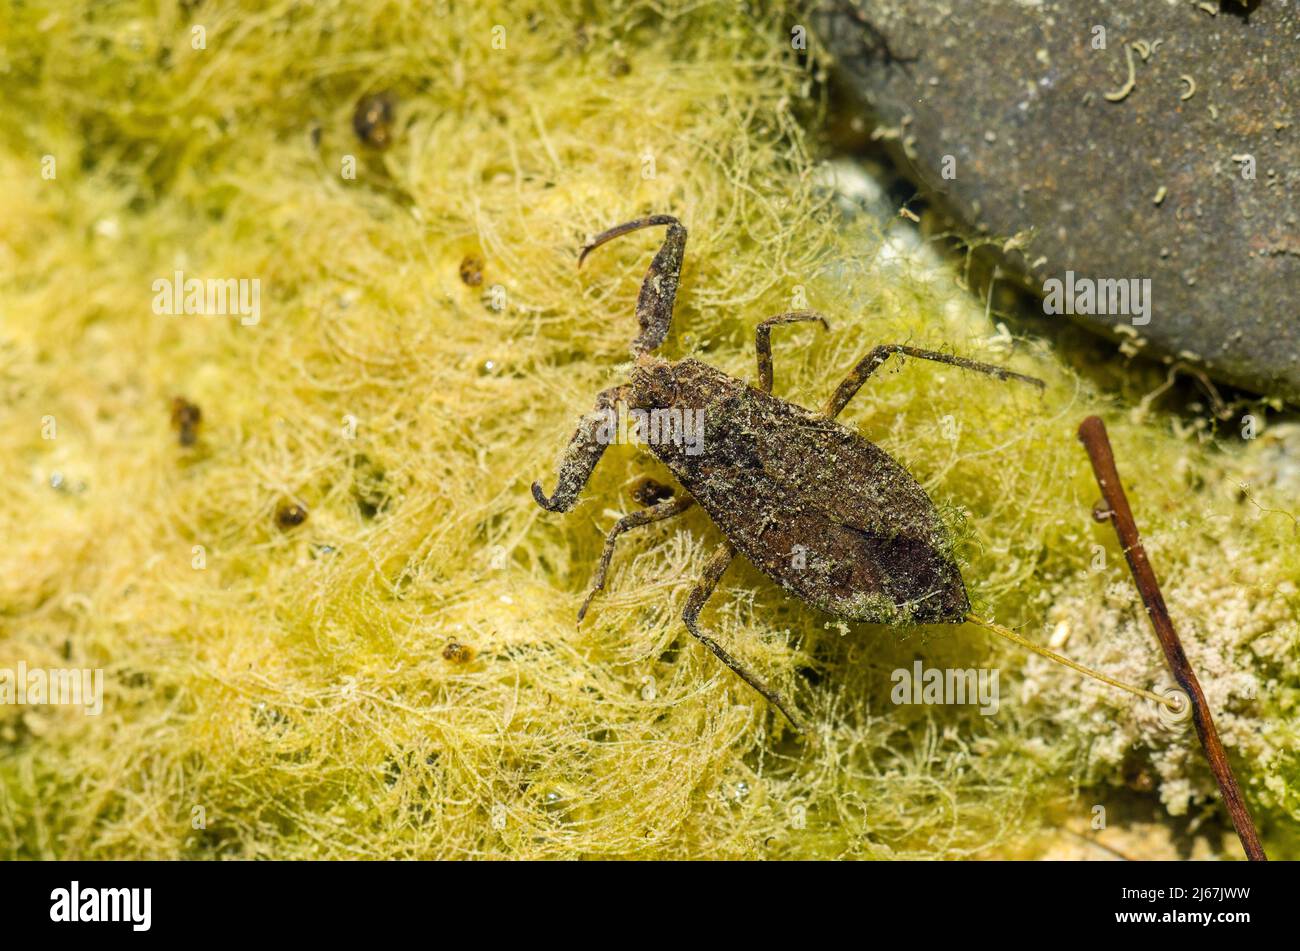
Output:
[660, 382, 969, 623]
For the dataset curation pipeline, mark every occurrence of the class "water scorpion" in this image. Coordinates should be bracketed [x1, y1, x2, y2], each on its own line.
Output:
[533, 215, 1178, 733]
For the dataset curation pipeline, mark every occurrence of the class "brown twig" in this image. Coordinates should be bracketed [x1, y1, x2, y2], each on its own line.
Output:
[1077, 415, 1266, 861]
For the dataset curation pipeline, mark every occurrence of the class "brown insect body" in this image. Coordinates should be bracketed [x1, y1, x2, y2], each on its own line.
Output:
[533, 215, 1042, 730]
[630, 356, 968, 624]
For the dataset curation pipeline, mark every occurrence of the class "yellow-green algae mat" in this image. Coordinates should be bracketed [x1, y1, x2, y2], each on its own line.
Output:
[0, 1, 1296, 859]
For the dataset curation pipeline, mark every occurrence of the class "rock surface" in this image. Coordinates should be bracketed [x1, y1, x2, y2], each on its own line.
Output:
[819, 0, 1300, 402]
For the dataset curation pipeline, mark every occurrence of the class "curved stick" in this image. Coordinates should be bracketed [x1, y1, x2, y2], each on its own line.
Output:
[1078, 415, 1266, 862]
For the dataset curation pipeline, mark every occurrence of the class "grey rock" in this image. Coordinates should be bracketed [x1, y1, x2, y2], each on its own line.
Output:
[818, 0, 1300, 401]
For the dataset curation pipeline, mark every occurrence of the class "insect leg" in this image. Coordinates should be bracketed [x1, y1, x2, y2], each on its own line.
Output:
[822, 344, 1044, 419]
[754, 311, 829, 394]
[683, 542, 809, 733]
[579, 215, 687, 356]
[532, 385, 630, 513]
[578, 495, 694, 622]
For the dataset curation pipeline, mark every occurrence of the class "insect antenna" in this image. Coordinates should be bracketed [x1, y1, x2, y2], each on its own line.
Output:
[964, 614, 1183, 711]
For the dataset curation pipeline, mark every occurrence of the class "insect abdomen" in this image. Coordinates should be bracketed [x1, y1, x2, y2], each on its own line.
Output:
[651, 366, 969, 623]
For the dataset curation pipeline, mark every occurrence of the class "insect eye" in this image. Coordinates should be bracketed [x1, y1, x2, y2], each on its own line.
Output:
[631, 363, 676, 405]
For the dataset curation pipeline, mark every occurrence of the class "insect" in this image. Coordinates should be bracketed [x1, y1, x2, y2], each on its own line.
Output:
[533, 215, 1175, 732]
